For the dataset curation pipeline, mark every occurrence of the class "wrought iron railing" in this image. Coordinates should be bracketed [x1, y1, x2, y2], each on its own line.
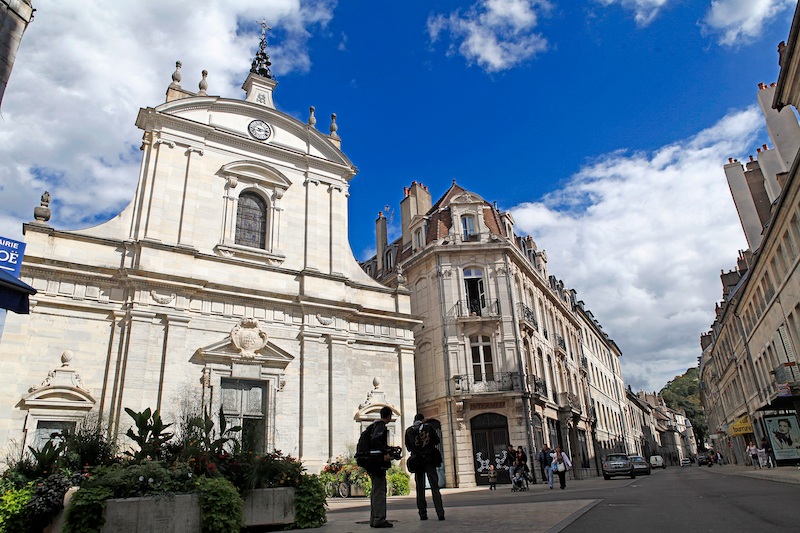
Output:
[452, 372, 523, 393]
[556, 334, 567, 351]
[456, 299, 500, 317]
[518, 303, 538, 331]
[531, 376, 547, 397]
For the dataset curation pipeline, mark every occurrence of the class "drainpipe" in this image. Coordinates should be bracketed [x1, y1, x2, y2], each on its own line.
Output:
[504, 253, 537, 483]
[437, 252, 459, 487]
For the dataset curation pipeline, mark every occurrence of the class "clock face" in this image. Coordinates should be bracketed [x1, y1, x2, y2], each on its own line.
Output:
[248, 120, 272, 141]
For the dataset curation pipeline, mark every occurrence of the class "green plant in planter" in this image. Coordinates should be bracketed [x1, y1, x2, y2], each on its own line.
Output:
[63, 416, 116, 470]
[293, 473, 327, 529]
[124, 408, 173, 462]
[0, 482, 33, 533]
[25, 473, 73, 531]
[63, 486, 113, 533]
[386, 466, 410, 496]
[27, 437, 66, 478]
[191, 406, 242, 455]
[196, 476, 243, 533]
[247, 450, 303, 490]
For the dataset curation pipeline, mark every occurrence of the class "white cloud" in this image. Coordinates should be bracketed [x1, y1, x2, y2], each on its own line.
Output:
[510, 107, 762, 391]
[427, 0, 550, 73]
[595, 0, 671, 27]
[702, 0, 794, 46]
[0, 0, 335, 242]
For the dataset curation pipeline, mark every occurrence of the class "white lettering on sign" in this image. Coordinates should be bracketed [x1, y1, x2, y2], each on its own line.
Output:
[0, 239, 19, 248]
[0, 250, 19, 264]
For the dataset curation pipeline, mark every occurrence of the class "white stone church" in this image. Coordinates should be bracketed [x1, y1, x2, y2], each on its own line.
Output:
[0, 31, 417, 472]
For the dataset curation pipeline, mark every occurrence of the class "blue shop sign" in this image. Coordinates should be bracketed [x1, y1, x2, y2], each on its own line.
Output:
[0, 236, 25, 277]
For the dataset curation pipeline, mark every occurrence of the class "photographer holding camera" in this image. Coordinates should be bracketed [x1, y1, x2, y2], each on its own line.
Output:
[365, 406, 395, 528]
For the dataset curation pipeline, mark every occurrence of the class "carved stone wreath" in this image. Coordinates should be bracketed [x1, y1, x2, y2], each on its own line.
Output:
[230, 318, 268, 358]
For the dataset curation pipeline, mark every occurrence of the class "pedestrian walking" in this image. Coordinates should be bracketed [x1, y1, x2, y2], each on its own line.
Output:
[747, 441, 760, 469]
[405, 414, 445, 521]
[540, 445, 554, 489]
[550, 445, 572, 490]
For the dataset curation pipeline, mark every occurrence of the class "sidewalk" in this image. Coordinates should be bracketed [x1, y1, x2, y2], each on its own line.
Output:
[707, 462, 800, 485]
[297, 478, 603, 533]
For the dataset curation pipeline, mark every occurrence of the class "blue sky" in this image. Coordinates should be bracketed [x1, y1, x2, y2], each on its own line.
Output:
[0, 0, 797, 392]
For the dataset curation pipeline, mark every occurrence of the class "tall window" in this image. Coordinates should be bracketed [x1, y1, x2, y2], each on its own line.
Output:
[470, 335, 494, 382]
[464, 267, 486, 315]
[235, 192, 268, 249]
[461, 215, 477, 241]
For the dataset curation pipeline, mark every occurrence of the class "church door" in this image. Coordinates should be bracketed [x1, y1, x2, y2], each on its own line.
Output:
[221, 379, 267, 453]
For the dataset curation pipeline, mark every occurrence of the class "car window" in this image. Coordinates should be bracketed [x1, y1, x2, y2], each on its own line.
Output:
[606, 454, 628, 461]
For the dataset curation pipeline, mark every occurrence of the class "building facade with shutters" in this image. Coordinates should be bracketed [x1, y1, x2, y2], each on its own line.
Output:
[362, 181, 625, 486]
[0, 35, 417, 471]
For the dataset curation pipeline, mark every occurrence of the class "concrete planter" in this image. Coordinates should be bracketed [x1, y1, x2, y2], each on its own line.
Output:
[243, 487, 295, 527]
[80, 487, 296, 533]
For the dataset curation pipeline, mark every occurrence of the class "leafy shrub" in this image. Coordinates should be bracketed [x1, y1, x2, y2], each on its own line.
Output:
[247, 450, 303, 491]
[0, 482, 33, 533]
[293, 473, 327, 529]
[124, 408, 173, 462]
[63, 486, 113, 533]
[387, 466, 410, 496]
[26, 473, 73, 531]
[319, 456, 372, 496]
[63, 416, 116, 470]
[196, 476, 243, 533]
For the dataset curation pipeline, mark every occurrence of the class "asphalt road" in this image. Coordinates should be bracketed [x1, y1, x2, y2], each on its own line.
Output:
[315, 466, 800, 533]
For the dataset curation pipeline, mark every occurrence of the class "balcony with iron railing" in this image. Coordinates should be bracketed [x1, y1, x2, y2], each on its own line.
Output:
[518, 303, 539, 333]
[531, 376, 548, 398]
[557, 392, 582, 415]
[452, 372, 523, 394]
[555, 334, 567, 356]
[456, 299, 501, 318]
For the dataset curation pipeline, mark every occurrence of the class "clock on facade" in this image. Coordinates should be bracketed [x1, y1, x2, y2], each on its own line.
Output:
[248, 120, 272, 141]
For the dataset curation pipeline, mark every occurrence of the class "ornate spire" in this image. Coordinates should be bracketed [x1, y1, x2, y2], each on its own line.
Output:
[250, 19, 273, 79]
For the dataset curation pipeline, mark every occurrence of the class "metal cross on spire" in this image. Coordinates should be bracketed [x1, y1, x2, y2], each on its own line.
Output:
[250, 19, 273, 79]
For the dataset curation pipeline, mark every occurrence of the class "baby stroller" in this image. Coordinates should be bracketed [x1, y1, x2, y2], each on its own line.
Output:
[511, 468, 527, 491]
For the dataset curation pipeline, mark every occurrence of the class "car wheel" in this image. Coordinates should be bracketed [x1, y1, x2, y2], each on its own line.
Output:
[630, 472, 636, 479]
[603, 474, 610, 480]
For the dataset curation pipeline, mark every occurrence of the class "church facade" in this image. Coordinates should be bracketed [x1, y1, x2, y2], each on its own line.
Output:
[0, 35, 417, 472]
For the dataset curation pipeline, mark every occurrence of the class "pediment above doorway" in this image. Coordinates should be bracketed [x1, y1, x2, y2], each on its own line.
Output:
[193, 317, 294, 370]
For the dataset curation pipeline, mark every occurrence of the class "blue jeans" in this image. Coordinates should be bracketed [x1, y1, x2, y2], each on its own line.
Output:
[547, 466, 554, 487]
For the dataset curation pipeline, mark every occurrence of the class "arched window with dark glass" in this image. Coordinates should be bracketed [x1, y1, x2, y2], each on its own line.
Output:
[235, 192, 268, 249]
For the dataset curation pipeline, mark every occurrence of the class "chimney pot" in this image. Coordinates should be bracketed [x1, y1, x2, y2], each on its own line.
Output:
[749, 155, 754, 162]
[728, 158, 733, 163]
[763, 144, 768, 150]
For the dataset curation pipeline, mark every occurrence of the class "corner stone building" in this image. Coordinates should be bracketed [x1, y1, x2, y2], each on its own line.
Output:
[0, 48, 417, 471]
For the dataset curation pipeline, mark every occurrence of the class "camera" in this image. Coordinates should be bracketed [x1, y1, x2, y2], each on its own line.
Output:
[387, 446, 402, 461]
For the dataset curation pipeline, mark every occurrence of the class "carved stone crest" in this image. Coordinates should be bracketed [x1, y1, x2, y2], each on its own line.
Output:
[230, 318, 268, 358]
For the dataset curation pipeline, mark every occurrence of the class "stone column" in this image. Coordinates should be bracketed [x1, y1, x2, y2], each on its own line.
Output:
[329, 184, 347, 277]
[303, 176, 321, 272]
[156, 314, 192, 414]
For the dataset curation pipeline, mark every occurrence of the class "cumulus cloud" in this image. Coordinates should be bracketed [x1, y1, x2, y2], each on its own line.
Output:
[427, 0, 550, 72]
[510, 108, 763, 391]
[594, 0, 671, 27]
[0, 0, 335, 241]
[702, 0, 795, 46]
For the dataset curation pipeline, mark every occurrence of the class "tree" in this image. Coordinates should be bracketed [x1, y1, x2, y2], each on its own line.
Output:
[659, 368, 708, 450]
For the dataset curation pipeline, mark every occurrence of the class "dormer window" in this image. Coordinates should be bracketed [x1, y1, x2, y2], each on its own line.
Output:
[414, 227, 426, 249]
[384, 249, 394, 271]
[461, 215, 478, 241]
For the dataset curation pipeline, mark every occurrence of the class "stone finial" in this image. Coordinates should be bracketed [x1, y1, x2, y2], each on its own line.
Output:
[250, 19, 274, 79]
[373, 376, 380, 389]
[308, 106, 316, 127]
[61, 350, 74, 367]
[170, 61, 182, 87]
[198, 70, 208, 96]
[329, 113, 339, 139]
[34, 191, 51, 223]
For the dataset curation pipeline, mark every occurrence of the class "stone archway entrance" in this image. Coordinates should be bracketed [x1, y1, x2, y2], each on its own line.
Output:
[470, 413, 510, 485]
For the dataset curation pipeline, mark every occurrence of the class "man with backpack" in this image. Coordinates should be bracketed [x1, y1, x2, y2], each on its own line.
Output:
[405, 414, 445, 521]
[358, 406, 394, 528]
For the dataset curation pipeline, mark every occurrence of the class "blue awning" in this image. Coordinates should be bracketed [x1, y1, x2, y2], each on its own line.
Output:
[0, 268, 36, 314]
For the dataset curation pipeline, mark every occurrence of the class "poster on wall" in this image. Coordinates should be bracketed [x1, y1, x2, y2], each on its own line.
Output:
[765, 415, 800, 461]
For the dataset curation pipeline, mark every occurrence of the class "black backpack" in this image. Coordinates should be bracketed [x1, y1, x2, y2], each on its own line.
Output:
[356, 422, 379, 470]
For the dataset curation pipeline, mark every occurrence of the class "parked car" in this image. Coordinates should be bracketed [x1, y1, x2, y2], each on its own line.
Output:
[649, 455, 665, 469]
[680, 457, 691, 466]
[628, 455, 652, 475]
[697, 455, 711, 466]
[603, 453, 635, 479]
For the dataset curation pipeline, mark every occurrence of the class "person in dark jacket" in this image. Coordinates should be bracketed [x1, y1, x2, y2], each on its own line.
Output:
[405, 414, 444, 521]
[539, 445, 552, 487]
[368, 406, 394, 528]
